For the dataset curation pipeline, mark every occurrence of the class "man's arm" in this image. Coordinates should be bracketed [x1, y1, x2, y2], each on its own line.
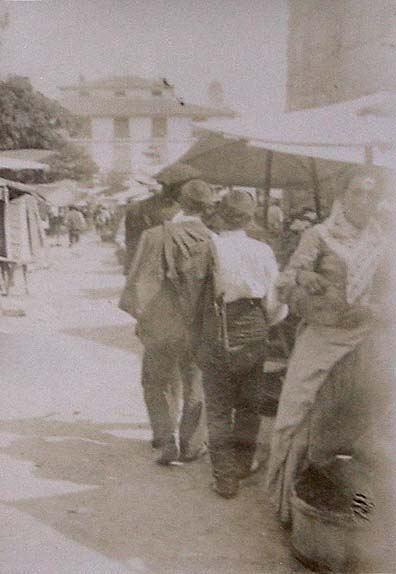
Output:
[263, 246, 288, 326]
[277, 226, 329, 301]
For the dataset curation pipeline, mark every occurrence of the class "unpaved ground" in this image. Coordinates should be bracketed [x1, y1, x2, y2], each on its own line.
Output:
[0, 232, 309, 574]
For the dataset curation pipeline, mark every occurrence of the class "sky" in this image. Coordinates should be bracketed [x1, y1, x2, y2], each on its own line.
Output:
[0, 0, 288, 123]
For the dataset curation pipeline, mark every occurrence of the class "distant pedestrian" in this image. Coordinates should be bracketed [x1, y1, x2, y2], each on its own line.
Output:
[267, 197, 284, 234]
[65, 206, 86, 246]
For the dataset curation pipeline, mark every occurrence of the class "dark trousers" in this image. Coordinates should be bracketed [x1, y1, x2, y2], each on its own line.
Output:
[68, 229, 80, 245]
[202, 352, 263, 480]
[141, 341, 206, 456]
[199, 299, 267, 480]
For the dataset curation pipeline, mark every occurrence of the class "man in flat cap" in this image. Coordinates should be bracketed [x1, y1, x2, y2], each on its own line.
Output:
[196, 189, 287, 499]
[123, 183, 181, 275]
[120, 179, 216, 465]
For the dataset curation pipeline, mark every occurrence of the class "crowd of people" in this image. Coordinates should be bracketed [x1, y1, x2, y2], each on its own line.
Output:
[118, 170, 392, 531]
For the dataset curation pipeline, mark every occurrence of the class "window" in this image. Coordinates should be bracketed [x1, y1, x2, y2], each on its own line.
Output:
[151, 117, 167, 138]
[113, 117, 130, 139]
[151, 89, 162, 97]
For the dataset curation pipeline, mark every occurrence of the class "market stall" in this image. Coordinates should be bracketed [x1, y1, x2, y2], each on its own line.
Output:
[0, 178, 47, 294]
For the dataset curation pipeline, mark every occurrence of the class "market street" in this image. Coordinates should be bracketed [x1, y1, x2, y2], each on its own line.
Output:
[0, 233, 308, 574]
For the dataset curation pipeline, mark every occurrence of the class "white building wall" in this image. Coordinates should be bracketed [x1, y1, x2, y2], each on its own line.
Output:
[167, 118, 194, 164]
[167, 118, 193, 141]
[129, 117, 152, 170]
[287, 0, 396, 110]
[77, 115, 195, 174]
[129, 117, 152, 142]
[90, 118, 114, 172]
[91, 118, 114, 141]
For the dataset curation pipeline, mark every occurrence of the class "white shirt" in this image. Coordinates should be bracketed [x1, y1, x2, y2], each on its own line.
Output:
[211, 229, 288, 325]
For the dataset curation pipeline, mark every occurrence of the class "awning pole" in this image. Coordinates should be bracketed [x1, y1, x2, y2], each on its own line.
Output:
[364, 144, 374, 165]
[310, 157, 322, 220]
[262, 150, 273, 222]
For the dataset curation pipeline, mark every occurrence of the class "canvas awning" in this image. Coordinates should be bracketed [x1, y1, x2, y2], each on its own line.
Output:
[0, 157, 49, 171]
[0, 177, 48, 203]
[155, 123, 394, 218]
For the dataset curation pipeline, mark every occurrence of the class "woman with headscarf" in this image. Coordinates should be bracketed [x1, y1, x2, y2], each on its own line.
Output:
[266, 173, 387, 526]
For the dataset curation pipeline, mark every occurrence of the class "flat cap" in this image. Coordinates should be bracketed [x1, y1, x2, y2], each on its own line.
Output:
[180, 179, 216, 207]
[219, 189, 257, 217]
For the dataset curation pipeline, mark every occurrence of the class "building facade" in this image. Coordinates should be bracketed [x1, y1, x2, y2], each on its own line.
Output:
[287, 0, 396, 110]
[58, 75, 235, 175]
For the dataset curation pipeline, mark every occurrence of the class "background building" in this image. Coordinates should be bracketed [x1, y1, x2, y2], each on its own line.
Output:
[59, 75, 235, 175]
[287, 0, 396, 110]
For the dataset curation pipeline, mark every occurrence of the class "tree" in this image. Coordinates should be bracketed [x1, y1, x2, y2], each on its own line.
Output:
[0, 75, 82, 150]
[44, 142, 98, 184]
[0, 75, 98, 183]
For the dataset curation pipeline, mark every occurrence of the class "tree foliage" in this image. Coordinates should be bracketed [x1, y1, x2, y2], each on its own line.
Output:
[44, 142, 99, 184]
[0, 75, 99, 183]
[0, 75, 82, 150]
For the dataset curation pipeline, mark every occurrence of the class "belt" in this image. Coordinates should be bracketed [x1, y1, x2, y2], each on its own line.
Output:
[225, 298, 262, 309]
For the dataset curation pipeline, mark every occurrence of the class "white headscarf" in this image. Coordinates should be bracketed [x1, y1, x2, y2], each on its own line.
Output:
[317, 201, 385, 304]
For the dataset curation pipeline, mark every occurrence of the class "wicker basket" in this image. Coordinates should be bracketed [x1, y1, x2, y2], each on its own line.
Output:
[290, 483, 370, 572]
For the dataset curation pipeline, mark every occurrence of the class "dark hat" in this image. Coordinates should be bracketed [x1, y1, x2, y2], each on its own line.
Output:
[180, 179, 216, 210]
[156, 162, 201, 186]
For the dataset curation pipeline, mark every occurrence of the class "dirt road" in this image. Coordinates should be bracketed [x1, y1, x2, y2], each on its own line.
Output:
[0, 233, 309, 574]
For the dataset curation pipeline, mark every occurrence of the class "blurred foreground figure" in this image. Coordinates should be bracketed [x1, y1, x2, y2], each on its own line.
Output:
[120, 180, 216, 464]
[267, 173, 388, 529]
[196, 190, 287, 499]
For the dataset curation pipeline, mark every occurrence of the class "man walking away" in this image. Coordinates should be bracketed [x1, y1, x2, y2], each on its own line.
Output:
[65, 206, 86, 247]
[196, 190, 287, 499]
[123, 184, 181, 275]
[120, 180, 216, 465]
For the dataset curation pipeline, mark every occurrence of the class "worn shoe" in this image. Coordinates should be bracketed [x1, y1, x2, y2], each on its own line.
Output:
[156, 438, 180, 466]
[179, 445, 208, 463]
[151, 438, 163, 449]
[236, 457, 261, 480]
[212, 477, 239, 499]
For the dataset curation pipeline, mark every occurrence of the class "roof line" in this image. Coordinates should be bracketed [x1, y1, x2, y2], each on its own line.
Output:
[197, 128, 386, 148]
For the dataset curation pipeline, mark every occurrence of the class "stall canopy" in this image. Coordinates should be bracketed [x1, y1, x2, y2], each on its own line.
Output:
[0, 178, 46, 264]
[156, 132, 365, 187]
[156, 125, 394, 218]
[0, 156, 49, 171]
[157, 134, 364, 216]
[0, 177, 46, 202]
[156, 92, 396, 215]
[34, 179, 81, 207]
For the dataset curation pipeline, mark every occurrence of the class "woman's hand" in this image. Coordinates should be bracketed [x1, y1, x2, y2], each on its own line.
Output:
[296, 270, 330, 294]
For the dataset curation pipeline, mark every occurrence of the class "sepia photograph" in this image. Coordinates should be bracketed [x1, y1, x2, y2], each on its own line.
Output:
[0, 1, 395, 572]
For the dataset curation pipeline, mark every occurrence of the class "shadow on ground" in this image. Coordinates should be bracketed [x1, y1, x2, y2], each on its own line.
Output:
[62, 324, 142, 355]
[80, 287, 123, 300]
[0, 417, 307, 574]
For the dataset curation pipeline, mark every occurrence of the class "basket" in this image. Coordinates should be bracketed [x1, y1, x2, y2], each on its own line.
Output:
[290, 472, 371, 572]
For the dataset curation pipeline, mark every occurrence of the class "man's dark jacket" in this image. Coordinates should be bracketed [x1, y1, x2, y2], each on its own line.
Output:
[120, 219, 213, 346]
